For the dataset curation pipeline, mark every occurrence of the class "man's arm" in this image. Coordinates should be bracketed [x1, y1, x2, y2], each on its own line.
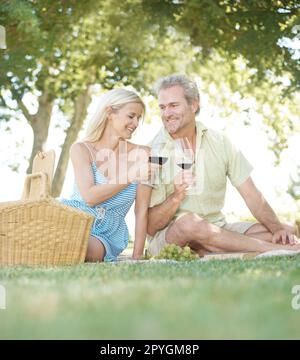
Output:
[237, 176, 297, 244]
[147, 189, 184, 237]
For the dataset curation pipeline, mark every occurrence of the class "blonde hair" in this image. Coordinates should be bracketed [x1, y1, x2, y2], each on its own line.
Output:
[84, 88, 145, 142]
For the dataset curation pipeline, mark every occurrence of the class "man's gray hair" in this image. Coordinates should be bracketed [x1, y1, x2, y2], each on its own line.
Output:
[154, 74, 200, 114]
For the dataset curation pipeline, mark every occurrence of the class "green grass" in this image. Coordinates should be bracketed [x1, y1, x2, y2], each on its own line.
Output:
[1, 256, 300, 339]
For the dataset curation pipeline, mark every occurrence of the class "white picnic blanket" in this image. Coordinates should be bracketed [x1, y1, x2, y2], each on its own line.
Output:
[115, 249, 300, 264]
[255, 249, 300, 259]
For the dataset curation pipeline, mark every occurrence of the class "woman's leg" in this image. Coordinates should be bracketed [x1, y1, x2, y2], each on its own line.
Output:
[85, 235, 106, 262]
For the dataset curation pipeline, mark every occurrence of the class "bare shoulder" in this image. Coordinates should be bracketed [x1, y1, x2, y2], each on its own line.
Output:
[69, 142, 90, 163]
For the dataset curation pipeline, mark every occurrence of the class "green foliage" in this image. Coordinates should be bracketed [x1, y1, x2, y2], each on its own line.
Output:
[155, 0, 300, 91]
[0, 0, 190, 119]
[139, 0, 300, 163]
[189, 51, 300, 162]
[0, 0, 191, 182]
[1, 0, 300, 179]
[288, 165, 300, 200]
[0, 0, 96, 96]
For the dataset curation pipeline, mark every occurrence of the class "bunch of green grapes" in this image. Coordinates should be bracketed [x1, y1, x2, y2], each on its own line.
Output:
[155, 244, 198, 261]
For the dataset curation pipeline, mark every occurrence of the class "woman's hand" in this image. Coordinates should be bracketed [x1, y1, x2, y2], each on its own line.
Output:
[131, 253, 143, 260]
[128, 146, 159, 184]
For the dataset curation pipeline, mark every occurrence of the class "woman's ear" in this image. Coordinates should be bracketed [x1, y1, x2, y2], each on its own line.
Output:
[106, 106, 113, 119]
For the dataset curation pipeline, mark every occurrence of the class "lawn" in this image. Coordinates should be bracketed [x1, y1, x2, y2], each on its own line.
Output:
[0, 255, 300, 339]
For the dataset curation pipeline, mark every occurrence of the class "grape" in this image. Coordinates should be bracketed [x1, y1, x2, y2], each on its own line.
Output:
[154, 244, 198, 261]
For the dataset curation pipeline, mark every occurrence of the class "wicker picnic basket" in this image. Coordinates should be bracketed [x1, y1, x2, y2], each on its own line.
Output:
[0, 151, 93, 266]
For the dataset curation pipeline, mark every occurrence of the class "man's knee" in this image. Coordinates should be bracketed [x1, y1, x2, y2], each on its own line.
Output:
[176, 213, 213, 241]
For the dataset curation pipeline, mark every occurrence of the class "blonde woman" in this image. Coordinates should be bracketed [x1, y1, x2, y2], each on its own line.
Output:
[60, 89, 154, 262]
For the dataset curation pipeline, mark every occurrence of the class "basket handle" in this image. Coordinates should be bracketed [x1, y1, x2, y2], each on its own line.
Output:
[21, 172, 50, 200]
[32, 150, 55, 193]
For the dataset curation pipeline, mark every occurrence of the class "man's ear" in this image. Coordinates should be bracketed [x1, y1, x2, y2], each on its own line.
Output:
[191, 100, 199, 114]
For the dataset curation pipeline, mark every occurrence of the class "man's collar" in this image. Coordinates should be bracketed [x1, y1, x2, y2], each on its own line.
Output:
[195, 121, 208, 134]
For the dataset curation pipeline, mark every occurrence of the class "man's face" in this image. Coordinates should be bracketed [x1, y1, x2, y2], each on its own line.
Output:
[158, 85, 197, 136]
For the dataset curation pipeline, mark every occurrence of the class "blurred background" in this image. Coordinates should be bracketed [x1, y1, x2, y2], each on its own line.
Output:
[1, 0, 300, 236]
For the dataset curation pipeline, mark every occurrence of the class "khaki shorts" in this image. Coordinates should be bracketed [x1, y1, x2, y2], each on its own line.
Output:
[147, 216, 257, 256]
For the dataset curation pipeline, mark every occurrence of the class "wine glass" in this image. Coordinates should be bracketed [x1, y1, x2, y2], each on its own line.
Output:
[148, 139, 169, 185]
[174, 137, 195, 191]
[149, 138, 168, 166]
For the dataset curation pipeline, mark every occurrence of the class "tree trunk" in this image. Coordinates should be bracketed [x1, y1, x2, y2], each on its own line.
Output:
[26, 93, 53, 174]
[52, 87, 92, 198]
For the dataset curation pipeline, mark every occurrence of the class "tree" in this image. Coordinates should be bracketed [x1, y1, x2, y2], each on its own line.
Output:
[141, 0, 300, 161]
[288, 165, 300, 200]
[188, 51, 300, 161]
[0, 0, 97, 183]
[144, 0, 300, 91]
[2, 0, 300, 197]
[0, 0, 185, 196]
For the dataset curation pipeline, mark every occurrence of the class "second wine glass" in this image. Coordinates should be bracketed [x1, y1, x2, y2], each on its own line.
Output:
[174, 137, 195, 190]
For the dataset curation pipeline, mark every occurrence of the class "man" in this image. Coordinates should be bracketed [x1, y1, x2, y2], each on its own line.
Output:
[146, 74, 299, 256]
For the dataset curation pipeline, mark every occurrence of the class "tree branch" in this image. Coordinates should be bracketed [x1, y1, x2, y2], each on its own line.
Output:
[0, 94, 18, 112]
[10, 87, 35, 125]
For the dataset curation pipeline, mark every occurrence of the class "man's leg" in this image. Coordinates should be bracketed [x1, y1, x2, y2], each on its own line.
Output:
[165, 213, 300, 253]
[245, 223, 298, 242]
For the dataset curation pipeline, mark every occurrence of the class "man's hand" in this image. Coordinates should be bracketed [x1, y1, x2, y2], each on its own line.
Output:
[272, 229, 299, 245]
[172, 170, 194, 202]
[147, 170, 194, 237]
[172, 183, 189, 202]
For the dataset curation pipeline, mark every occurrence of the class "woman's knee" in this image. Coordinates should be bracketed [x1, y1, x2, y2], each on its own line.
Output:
[85, 251, 104, 262]
[85, 236, 106, 262]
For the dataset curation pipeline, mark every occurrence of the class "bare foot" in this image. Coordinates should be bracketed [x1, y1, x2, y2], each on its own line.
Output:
[270, 243, 300, 252]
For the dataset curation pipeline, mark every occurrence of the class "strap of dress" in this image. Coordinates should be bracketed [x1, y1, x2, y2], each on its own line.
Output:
[80, 142, 96, 163]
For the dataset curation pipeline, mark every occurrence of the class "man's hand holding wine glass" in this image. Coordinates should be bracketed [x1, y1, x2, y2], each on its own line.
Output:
[173, 168, 195, 202]
[174, 137, 196, 196]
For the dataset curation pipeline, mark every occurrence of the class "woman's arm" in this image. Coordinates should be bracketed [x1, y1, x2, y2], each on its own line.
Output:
[132, 184, 153, 259]
[70, 143, 129, 206]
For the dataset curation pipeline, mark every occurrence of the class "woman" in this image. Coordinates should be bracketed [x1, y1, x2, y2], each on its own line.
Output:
[60, 88, 154, 262]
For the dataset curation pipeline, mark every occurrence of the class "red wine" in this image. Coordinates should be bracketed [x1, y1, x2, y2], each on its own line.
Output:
[176, 162, 193, 170]
[148, 156, 168, 165]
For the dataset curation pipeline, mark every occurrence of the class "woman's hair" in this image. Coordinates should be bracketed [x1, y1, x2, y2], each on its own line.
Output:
[84, 88, 145, 142]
